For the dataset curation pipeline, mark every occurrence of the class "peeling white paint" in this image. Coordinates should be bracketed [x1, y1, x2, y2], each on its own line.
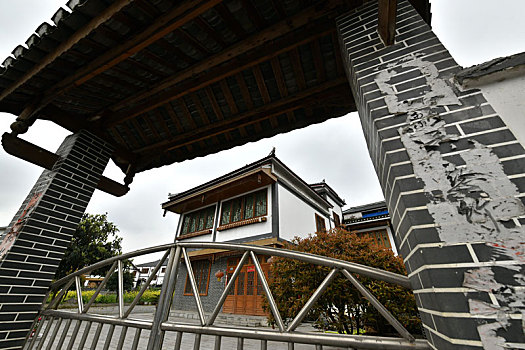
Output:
[375, 54, 525, 348]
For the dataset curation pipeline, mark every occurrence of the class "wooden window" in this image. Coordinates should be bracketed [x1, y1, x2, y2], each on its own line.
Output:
[184, 260, 211, 295]
[220, 189, 267, 225]
[333, 212, 341, 227]
[181, 206, 215, 236]
[141, 268, 149, 273]
[363, 229, 392, 249]
[315, 213, 326, 233]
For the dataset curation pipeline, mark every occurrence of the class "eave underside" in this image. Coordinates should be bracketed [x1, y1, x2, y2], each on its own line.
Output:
[0, 0, 430, 178]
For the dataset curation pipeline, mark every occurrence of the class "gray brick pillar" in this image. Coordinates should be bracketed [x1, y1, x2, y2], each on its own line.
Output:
[337, 1, 525, 349]
[0, 130, 112, 349]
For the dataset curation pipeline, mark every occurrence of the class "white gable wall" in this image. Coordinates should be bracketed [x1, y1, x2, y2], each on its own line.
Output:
[278, 184, 328, 241]
[476, 74, 525, 147]
[325, 196, 343, 229]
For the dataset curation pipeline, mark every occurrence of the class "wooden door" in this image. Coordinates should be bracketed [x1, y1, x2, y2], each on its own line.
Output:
[223, 256, 270, 315]
[223, 257, 239, 314]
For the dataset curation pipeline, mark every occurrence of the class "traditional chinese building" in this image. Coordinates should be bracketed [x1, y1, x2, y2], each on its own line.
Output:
[162, 154, 344, 315]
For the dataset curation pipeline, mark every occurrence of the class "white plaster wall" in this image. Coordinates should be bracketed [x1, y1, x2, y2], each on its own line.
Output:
[479, 75, 525, 147]
[278, 185, 328, 241]
[214, 186, 272, 242]
[326, 196, 343, 229]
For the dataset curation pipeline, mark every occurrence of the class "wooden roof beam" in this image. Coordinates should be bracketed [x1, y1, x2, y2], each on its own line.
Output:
[270, 0, 287, 19]
[194, 17, 227, 48]
[235, 73, 254, 110]
[252, 65, 271, 104]
[311, 39, 327, 83]
[103, 1, 340, 117]
[2, 133, 129, 197]
[178, 99, 198, 129]
[104, 19, 336, 126]
[138, 77, 348, 154]
[215, 3, 247, 40]
[271, 57, 288, 98]
[191, 94, 210, 125]
[205, 87, 224, 121]
[131, 118, 151, 144]
[153, 109, 174, 139]
[39, 104, 135, 164]
[166, 85, 348, 153]
[14, 0, 223, 121]
[164, 105, 184, 133]
[289, 48, 307, 90]
[219, 80, 238, 115]
[176, 29, 210, 56]
[378, 0, 397, 46]
[253, 65, 277, 128]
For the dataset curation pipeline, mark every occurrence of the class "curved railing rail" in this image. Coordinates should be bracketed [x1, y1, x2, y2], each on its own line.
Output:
[25, 242, 430, 350]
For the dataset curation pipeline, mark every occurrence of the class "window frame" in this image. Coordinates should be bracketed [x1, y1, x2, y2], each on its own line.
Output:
[180, 205, 216, 237]
[366, 229, 392, 249]
[315, 213, 326, 233]
[183, 259, 211, 296]
[333, 212, 341, 227]
[220, 188, 268, 226]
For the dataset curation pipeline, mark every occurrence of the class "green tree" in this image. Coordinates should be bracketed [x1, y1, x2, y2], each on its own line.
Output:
[267, 228, 422, 336]
[55, 213, 123, 280]
[106, 270, 135, 293]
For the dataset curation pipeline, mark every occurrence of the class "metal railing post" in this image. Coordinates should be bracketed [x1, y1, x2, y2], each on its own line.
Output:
[147, 245, 182, 350]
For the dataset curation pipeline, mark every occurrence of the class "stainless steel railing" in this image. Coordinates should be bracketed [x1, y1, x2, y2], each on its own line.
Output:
[25, 242, 430, 350]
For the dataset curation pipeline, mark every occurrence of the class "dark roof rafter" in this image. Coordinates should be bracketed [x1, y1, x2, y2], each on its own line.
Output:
[1, 0, 431, 176]
[138, 77, 349, 155]
[103, 16, 337, 126]
[12, 0, 224, 121]
[0, 0, 132, 105]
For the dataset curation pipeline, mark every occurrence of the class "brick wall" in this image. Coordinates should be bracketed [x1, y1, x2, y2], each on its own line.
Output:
[337, 1, 525, 348]
[172, 257, 227, 313]
[0, 131, 112, 349]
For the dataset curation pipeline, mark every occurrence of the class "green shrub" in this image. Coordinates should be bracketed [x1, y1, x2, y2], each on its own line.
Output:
[141, 289, 160, 304]
[124, 290, 139, 303]
[49, 288, 162, 305]
[95, 293, 117, 304]
[82, 290, 96, 303]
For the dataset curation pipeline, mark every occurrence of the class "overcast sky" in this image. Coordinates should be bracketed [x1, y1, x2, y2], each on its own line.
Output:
[1, 1, 524, 259]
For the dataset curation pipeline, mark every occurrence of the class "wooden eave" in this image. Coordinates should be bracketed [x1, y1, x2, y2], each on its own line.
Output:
[186, 237, 284, 258]
[163, 167, 277, 214]
[0, 0, 431, 183]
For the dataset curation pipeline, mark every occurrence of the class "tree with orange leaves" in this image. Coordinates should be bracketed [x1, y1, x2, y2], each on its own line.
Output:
[267, 228, 421, 336]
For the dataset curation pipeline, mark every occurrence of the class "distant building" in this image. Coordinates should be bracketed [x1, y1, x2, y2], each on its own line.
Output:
[134, 259, 168, 288]
[342, 201, 398, 255]
[83, 276, 105, 289]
